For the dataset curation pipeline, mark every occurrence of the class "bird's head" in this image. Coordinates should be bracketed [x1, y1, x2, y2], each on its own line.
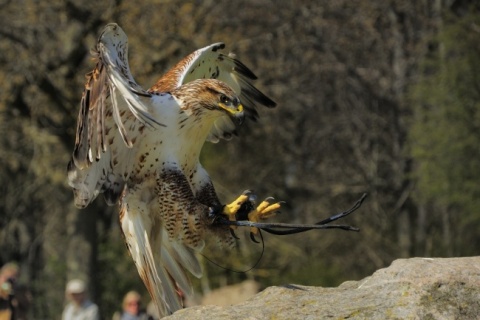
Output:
[173, 79, 245, 125]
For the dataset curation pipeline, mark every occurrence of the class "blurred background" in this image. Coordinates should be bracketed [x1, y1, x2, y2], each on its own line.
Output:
[0, 0, 479, 318]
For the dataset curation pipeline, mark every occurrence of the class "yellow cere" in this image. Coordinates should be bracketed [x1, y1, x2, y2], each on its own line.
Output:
[219, 103, 244, 114]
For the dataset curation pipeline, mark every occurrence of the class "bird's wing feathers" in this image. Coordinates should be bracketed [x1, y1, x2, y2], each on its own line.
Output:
[101, 43, 163, 131]
[73, 27, 163, 170]
[150, 42, 276, 142]
[69, 24, 165, 208]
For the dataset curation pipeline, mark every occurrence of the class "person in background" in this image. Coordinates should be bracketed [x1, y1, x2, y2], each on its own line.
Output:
[62, 279, 99, 320]
[112, 291, 154, 320]
[0, 262, 31, 320]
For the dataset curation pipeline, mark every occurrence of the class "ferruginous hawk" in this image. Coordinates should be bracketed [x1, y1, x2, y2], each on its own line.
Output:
[67, 23, 280, 316]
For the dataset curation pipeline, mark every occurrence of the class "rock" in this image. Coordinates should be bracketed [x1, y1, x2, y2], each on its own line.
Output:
[165, 257, 480, 319]
[200, 280, 260, 306]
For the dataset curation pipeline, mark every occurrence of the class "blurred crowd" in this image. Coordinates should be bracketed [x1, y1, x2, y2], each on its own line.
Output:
[62, 279, 156, 320]
[0, 262, 157, 320]
[0, 263, 31, 320]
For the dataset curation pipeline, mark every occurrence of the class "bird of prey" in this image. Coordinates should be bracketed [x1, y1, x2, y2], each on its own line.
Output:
[67, 23, 280, 316]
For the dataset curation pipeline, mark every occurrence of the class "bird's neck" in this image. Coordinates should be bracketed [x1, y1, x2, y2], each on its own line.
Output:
[162, 110, 217, 172]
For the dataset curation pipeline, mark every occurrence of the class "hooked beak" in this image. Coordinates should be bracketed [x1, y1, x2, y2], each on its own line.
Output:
[219, 103, 245, 125]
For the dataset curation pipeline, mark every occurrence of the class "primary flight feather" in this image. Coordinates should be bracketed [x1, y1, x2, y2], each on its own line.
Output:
[67, 23, 278, 317]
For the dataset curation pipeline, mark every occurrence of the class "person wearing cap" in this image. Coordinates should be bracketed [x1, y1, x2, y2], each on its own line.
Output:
[62, 279, 99, 320]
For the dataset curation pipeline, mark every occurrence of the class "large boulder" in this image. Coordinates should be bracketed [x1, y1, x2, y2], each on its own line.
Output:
[200, 280, 260, 306]
[166, 257, 480, 319]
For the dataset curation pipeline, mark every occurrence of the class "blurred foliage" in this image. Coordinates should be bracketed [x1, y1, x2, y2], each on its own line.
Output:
[409, 9, 480, 255]
[0, 0, 478, 319]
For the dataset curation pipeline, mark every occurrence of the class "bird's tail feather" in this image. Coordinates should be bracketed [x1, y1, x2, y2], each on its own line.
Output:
[121, 203, 202, 316]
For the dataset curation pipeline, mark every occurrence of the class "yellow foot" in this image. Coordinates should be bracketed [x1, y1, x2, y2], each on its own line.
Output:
[222, 190, 252, 221]
[223, 190, 283, 238]
[248, 197, 282, 236]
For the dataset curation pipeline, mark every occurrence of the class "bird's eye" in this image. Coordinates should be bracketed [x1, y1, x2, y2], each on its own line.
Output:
[220, 94, 231, 105]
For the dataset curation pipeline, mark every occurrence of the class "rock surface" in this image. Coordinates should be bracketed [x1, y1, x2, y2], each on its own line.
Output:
[200, 280, 260, 306]
[165, 257, 480, 319]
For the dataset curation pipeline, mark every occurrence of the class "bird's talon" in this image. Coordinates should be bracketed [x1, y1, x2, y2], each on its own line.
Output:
[222, 192, 283, 239]
[247, 198, 283, 223]
[250, 231, 260, 243]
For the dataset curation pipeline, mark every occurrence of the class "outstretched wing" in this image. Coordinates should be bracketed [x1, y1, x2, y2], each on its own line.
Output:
[73, 23, 163, 169]
[150, 43, 276, 142]
[68, 23, 163, 208]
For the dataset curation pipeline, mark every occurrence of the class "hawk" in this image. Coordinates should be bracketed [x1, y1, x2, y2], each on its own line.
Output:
[67, 23, 280, 316]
